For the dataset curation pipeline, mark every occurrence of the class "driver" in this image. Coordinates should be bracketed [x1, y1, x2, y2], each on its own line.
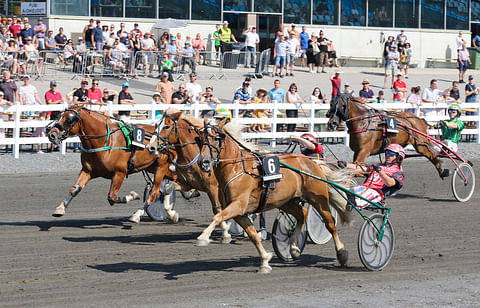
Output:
[290, 133, 324, 159]
[338, 144, 405, 208]
[434, 104, 464, 153]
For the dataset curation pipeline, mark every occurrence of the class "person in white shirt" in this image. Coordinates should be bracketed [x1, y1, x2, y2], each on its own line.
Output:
[141, 32, 156, 76]
[243, 26, 259, 68]
[421, 79, 443, 118]
[185, 72, 202, 103]
[456, 31, 466, 53]
[287, 31, 300, 76]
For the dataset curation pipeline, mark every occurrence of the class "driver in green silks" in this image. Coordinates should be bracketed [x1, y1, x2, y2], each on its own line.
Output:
[435, 104, 465, 153]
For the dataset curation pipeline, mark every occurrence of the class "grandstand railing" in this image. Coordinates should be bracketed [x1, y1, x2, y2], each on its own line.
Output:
[0, 101, 478, 158]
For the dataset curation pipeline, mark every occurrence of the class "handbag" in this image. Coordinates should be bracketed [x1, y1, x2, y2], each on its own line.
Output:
[312, 42, 320, 55]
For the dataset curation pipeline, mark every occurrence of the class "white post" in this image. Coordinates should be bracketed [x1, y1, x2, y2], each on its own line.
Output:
[151, 101, 156, 122]
[233, 100, 240, 119]
[13, 102, 20, 159]
[309, 102, 315, 133]
[61, 101, 68, 155]
[193, 100, 199, 118]
[271, 100, 278, 147]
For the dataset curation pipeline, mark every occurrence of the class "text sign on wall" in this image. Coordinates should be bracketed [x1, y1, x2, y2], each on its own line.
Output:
[21, 2, 46, 15]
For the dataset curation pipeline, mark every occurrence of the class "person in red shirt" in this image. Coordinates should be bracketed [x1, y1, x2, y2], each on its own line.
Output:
[290, 133, 324, 159]
[87, 78, 102, 103]
[45, 80, 63, 120]
[392, 72, 407, 103]
[8, 18, 22, 37]
[330, 70, 341, 99]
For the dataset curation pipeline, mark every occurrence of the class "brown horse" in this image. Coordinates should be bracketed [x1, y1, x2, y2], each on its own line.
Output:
[147, 110, 234, 244]
[327, 94, 449, 178]
[46, 104, 178, 221]
[192, 119, 352, 273]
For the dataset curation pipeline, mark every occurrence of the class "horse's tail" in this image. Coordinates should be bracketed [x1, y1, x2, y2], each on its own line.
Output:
[314, 160, 354, 226]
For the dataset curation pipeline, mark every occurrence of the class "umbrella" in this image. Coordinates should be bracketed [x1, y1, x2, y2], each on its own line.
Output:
[152, 18, 188, 29]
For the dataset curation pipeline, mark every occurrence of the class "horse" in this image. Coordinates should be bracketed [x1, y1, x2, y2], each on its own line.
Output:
[46, 104, 178, 222]
[146, 110, 234, 244]
[326, 94, 449, 178]
[191, 118, 352, 273]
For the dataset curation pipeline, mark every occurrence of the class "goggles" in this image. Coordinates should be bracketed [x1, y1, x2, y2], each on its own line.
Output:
[385, 150, 397, 157]
[448, 109, 458, 114]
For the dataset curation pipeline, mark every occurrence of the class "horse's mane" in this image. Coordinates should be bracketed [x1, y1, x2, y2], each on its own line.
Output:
[224, 120, 269, 154]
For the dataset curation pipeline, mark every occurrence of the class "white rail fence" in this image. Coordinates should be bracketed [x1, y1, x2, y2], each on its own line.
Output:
[1, 101, 479, 158]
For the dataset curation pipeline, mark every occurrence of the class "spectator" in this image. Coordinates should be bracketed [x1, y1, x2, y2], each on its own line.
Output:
[465, 75, 479, 119]
[180, 41, 196, 74]
[392, 73, 407, 103]
[286, 83, 306, 132]
[0, 70, 18, 107]
[200, 86, 221, 118]
[83, 19, 95, 48]
[141, 32, 156, 76]
[106, 32, 116, 47]
[4, 39, 18, 75]
[74, 37, 87, 73]
[375, 90, 386, 104]
[151, 92, 163, 120]
[45, 80, 63, 128]
[317, 30, 329, 73]
[327, 40, 339, 68]
[93, 20, 103, 51]
[192, 33, 206, 65]
[252, 88, 269, 132]
[34, 18, 47, 50]
[160, 54, 174, 81]
[383, 35, 394, 67]
[396, 30, 407, 42]
[102, 25, 110, 45]
[287, 31, 300, 76]
[273, 35, 289, 77]
[421, 79, 443, 118]
[109, 24, 115, 36]
[130, 23, 143, 38]
[342, 81, 354, 95]
[243, 26, 259, 68]
[44, 30, 57, 51]
[473, 33, 480, 51]
[87, 78, 102, 103]
[383, 44, 399, 89]
[54, 27, 68, 49]
[175, 32, 184, 50]
[309, 87, 327, 132]
[306, 34, 319, 73]
[118, 82, 136, 121]
[24, 37, 42, 76]
[233, 81, 253, 117]
[166, 36, 178, 66]
[185, 73, 202, 103]
[406, 86, 422, 114]
[18, 75, 45, 153]
[8, 16, 21, 38]
[458, 44, 471, 84]
[117, 22, 128, 45]
[359, 79, 376, 103]
[72, 77, 89, 105]
[63, 39, 76, 64]
[400, 42, 412, 78]
[444, 81, 461, 103]
[155, 72, 175, 105]
[456, 31, 466, 55]
[233, 76, 253, 97]
[268, 79, 286, 104]
[219, 20, 237, 53]
[212, 24, 221, 59]
[172, 83, 190, 104]
[19, 20, 35, 45]
[101, 88, 119, 105]
[330, 70, 341, 99]
[0, 90, 13, 140]
[299, 26, 309, 67]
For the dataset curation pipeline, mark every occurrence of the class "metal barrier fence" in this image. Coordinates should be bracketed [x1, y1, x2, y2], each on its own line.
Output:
[1, 101, 478, 158]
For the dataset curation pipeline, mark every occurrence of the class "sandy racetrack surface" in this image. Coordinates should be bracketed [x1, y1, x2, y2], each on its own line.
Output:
[1, 159, 479, 307]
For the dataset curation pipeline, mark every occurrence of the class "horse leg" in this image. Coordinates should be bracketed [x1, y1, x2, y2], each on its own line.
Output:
[206, 190, 232, 244]
[281, 200, 308, 260]
[53, 170, 91, 217]
[353, 146, 372, 163]
[128, 173, 165, 223]
[107, 172, 140, 206]
[162, 179, 179, 223]
[413, 141, 449, 178]
[234, 215, 273, 274]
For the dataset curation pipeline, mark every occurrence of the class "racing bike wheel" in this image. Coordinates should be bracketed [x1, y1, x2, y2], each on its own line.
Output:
[358, 213, 395, 271]
[228, 219, 245, 236]
[272, 211, 307, 262]
[451, 162, 475, 202]
[143, 181, 176, 221]
[306, 203, 337, 245]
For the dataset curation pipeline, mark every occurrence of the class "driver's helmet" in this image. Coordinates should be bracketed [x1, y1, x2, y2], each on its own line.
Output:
[448, 104, 461, 117]
[214, 108, 232, 120]
[301, 133, 317, 144]
[385, 143, 405, 163]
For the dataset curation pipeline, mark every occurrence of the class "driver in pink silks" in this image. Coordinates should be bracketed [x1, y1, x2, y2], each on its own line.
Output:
[338, 144, 406, 208]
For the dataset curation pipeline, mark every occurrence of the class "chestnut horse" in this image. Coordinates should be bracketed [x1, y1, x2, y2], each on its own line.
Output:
[192, 119, 352, 273]
[147, 111, 234, 244]
[46, 104, 178, 221]
[327, 94, 449, 178]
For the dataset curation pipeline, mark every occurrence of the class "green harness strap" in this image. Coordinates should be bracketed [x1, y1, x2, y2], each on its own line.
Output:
[80, 121, 131, 153]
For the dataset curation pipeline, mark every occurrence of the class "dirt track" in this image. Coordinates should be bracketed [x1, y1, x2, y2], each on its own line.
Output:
[1, 159, 479, 307]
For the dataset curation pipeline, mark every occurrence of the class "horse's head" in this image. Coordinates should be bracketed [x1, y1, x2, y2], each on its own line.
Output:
[197, 118, 228, 173]
[326, 93, 351, 131]
[147, 111, 182, 155]
[46, 106, 83, 145]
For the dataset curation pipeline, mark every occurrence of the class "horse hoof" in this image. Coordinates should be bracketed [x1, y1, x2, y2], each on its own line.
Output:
[258, 265, 272, 274]
[221, 235, 232, 244]
[128, 214, 141, 223]
[196, 238, 210, 247]
[337, 248, 349, 267]
[169, 212, 179, 224]
[52, 206, 65, 217]
[290, 245, 301, 260]
[130, 191, 140, 200]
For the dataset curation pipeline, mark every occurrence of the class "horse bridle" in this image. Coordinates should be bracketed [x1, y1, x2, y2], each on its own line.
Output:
[46, 108, 83, 142]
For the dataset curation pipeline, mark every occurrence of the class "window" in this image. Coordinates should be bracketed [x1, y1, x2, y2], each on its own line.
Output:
[421, 0, 445, 29]
[368, 0, 392, 27]
[126, 0, 155, 18]
[395, 0, 419, 28]
[159, 0, 189, 19]
[91, 0, 122, 17]
[446, 0, 468, 29]
[51, 0, 88, 16]
[284, 0, 311, 24]
[254, 0, 281, 13]
[224, 0, 250, 12]
[313, 0, 339, 25]
[472, 0, 480, 21]
[341, 0, 366, 26]
[192, 0, 221, 20]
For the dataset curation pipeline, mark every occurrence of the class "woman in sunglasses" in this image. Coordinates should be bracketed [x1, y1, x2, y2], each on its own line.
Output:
[338, 144, 406, 208]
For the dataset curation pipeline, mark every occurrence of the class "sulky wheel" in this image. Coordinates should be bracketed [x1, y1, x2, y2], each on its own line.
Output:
[272, 211, 307, 262]
[451, 162, 475, 202]
[143, 182, 175, 221]
[357, 213, 395, 271]
[306, 203, 337, 245]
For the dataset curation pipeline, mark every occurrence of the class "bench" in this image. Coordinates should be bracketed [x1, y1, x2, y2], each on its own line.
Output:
[339, 56, 383, 68]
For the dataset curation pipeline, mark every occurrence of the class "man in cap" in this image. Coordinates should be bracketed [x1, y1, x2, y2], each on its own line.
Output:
[156, 72, 174, 104]
[200, 86, 221, 118]
[392, 72, 407, 103]
[434, 104, 464, 153]
[72, 77, 89, 104]
[34, 17, 47, 50]
[45, 80, 63, 121]
[465, 75, 479, 120]
[92, 20, 104, 51]
[167, 36, 179, 65]
[213, 24, 221, 59]
[317, 30, 329, 73]
[242, 26, 260, 68]
[330, 70, 342, 99]
[130, 23, 143, 38]
[219, 20, 237, 53]
[359, 79, 376, 103]
[180, 40, 196, 74]
[118, 82, 136, 121]
[384, 43, 400, 89]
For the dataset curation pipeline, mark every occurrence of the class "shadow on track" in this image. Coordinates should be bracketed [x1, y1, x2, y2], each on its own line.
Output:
[394, 193, 453, 202]
[63, 231, 202, 245]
